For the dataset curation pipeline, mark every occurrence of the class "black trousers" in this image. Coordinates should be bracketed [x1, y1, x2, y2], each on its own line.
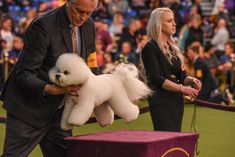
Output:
[1, 108, 72, 157]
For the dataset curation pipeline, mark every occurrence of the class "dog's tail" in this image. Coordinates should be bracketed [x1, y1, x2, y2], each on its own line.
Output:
[113, 63, 152, 102]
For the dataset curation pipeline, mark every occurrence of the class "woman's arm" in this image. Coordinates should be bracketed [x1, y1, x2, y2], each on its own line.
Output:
[162, 79, 199, 99]
[141, 42, 166, 88]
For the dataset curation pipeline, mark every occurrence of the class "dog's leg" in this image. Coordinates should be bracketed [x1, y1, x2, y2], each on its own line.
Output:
[94, 103, 114, 127]
[68, 96, 95, 126]
[110, 98, 139, 123]
[60, 96, 76, 130]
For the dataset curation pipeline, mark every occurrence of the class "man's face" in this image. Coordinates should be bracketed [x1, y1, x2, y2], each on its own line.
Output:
[186, 49, 195, 61]
[225, 44, 233, 55]
[67, 0, 97, 26]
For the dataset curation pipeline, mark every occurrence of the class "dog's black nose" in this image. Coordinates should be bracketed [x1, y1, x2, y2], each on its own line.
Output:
[56, 74, 60, 80]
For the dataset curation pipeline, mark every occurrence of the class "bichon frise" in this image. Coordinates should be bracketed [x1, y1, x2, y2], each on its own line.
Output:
[49, 53, 151, 130]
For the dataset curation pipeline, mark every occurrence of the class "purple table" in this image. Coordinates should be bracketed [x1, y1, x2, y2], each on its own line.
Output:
[65, 130, 199, 157]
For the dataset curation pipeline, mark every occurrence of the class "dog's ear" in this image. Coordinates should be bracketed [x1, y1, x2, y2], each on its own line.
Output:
[48, 67, 58, 83]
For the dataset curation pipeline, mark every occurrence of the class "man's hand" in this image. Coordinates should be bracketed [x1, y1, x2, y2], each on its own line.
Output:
[44, 84, 81, 96]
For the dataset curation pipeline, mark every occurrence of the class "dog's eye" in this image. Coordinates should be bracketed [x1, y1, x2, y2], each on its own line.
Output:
[64, 70, 69, 75]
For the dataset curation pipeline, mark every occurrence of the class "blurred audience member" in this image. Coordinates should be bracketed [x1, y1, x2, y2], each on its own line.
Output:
[109, 12, 124, 35]
[102, 52, 116, 73]
[183, 4, 201, 24]
[17, 19, 28, 38]
[37, 1, 49, 14]
[94, 0, 111, 19]
[191, 0, 202, 16]
[213, 2, 230, 25]
[118, 19, 139, 51]
[25, 9, 37, 27]
[180, 14, 204, 52]
[114, 41, 138, 65]
[108, 0, 130, 17]
[186, 43, 220, 102]
[96, 39, 105, 69]
[211, 18, 229, 62]
[95, 18, 114, 53]
[8, 36, 23, 61]
[212, 0, 225, 15]
[218, 41, 235, 94]
[0, 15, 15, 52]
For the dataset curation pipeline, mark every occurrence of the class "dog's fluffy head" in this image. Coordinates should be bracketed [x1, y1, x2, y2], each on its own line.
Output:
[49, 53, 90, 87]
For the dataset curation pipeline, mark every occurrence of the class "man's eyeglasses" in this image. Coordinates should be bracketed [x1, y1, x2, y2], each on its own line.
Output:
[68, 2, 92, 17]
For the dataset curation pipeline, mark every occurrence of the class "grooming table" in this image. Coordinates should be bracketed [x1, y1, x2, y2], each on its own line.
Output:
[65, 130, 199, 157]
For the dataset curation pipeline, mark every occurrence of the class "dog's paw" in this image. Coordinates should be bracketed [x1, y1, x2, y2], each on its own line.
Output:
[61, 123, 74, 131]
[97, 120, 113, 127]
[123, 106, 139, 123]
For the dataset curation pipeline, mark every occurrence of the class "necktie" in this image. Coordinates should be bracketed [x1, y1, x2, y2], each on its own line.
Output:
[71, 26, 77, 53]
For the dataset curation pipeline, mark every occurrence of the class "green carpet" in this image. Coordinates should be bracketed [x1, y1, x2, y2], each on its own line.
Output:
[1, 103, 235, 157]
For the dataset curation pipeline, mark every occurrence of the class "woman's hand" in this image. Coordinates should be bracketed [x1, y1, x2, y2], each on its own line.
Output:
[191, 78, 202, 91]
[179, 85, 199, 100]
[184, 76, 202, 91]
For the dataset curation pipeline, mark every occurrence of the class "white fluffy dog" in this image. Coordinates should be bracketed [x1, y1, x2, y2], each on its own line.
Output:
[49, 53, 151, 130]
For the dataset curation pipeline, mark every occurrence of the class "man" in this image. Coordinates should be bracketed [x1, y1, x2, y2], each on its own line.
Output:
[0, 0, 99, 156]
[186, 43, 218, 101]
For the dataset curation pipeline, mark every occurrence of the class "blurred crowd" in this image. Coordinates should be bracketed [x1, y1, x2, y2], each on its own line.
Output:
[0, 0, 235, 104]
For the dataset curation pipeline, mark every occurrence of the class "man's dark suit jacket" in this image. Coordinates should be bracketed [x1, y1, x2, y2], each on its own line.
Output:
[194, 57, 217, 100]
[0, 4, 96, 128]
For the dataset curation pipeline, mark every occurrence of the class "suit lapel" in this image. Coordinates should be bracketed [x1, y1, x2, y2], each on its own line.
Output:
[80, 25, 87, 59]
[59, 5, 73, 53]
[60, 28, 72, 53]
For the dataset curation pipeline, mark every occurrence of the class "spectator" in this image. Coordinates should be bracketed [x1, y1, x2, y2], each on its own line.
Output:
[118, 19, 139, 51]
[179, 14, 204, 52]
[25, 8, 37, 27]
[186, 43, 222, 103]
[16, 19, 28, 38]
[95, 18, 114, 53]
[109, 12, 124, 35]
[214, 3, 230, 25]
[93, 0, 111, 19]
[0, 39, 7, 90]
[114, 41, 138, 65]
[102, 52, 116, 74]
[212, 0, 225, 15]
[0, 14, 15, 52]
[191, 0, 202, 16]
[37, 1, 49, 14]
[8, 36, 23, 60]
[218, 41, 235, 94]
[211, 18, 230, 62]
[107, 0, 130, 17]
[96, 39, 105, 69]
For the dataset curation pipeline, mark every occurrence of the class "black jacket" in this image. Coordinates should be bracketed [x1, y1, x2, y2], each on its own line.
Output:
[0, 5, 96, 128]
[194, 57, 217, 100]
[141, 39, 185, 91]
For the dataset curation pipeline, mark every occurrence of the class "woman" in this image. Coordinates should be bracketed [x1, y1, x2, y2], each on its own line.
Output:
[141, 8, 201, 132]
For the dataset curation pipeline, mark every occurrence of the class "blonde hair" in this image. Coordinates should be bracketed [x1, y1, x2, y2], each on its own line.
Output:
[146, 7, 185, 69]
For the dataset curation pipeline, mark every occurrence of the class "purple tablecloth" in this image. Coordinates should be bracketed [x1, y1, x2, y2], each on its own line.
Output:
[65, 130, 199, 157]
